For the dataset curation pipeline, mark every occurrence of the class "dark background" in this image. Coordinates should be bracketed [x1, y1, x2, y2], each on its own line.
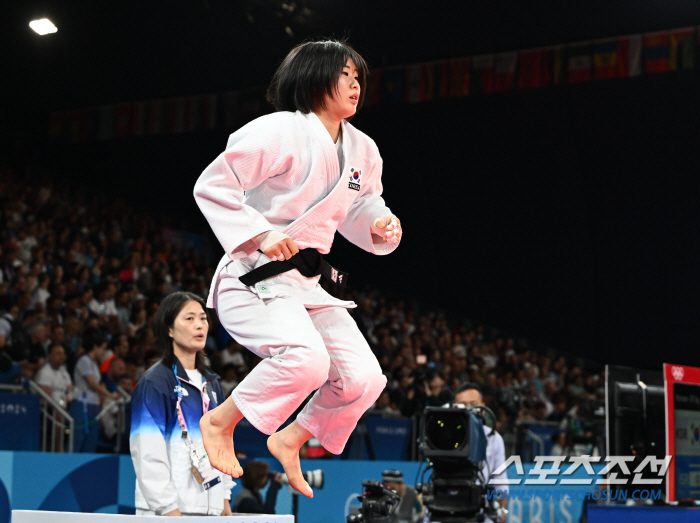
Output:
[2, 1, 700, 370]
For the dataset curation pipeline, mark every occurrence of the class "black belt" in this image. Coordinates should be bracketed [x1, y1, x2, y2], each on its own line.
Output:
[238, 248, 349, 288]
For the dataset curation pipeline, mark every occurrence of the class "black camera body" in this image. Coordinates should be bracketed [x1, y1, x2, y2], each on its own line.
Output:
[346, 480, 399, 523]
[418, 406, 492, 523]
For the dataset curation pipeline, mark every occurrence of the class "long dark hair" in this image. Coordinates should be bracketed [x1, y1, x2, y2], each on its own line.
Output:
[267, 39, 369, 115]
[155, 291, 209, 373]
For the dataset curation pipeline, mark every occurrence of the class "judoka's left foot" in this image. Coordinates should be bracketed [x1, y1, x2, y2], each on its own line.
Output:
[268, 421, 314, 498]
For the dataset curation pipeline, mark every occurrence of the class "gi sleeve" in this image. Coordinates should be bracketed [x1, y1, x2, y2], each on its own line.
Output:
[193, 121, 295, 259]
[130, 378, 180, 515]
[337, 155, 399, 255]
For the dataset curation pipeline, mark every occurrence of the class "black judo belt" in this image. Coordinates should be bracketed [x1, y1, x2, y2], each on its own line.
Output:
[239, 248, 349, 288]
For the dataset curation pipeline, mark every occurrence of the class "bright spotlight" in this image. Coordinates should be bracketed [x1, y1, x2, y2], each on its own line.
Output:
[29, 19, 58, 35]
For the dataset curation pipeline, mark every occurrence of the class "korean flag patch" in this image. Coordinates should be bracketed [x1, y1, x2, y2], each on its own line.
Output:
[348, 167, 362, 191]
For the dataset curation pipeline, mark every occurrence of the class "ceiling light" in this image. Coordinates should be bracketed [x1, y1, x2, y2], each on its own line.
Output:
[29, 19, 58, 35]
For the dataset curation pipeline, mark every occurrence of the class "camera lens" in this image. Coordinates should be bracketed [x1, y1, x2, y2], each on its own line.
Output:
[424, 411, 469, 451]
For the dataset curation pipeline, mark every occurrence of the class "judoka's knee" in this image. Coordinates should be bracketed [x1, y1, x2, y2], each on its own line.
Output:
[346, 365, 387, 403]
[296, 343, 330, 390]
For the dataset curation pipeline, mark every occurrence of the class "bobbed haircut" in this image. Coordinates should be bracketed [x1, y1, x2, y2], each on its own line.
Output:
[267, 39, 368, 115]
[155, 291, 209, 373]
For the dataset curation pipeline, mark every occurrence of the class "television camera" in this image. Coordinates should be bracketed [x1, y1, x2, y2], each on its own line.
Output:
[350, 405, 505, 523]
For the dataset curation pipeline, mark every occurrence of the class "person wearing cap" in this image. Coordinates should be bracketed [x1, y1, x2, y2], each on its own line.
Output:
[381, 470, 422, 523]
[453, 382, 508, 523]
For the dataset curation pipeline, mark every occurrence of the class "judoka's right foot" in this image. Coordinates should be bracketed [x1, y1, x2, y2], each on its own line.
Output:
[200, 398, 244, 478]
[267, 422, 314, 498]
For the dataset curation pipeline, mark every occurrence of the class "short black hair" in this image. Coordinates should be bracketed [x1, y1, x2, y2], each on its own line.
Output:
[83, 327, 106, 353]
[454, 382, 483, 398]
[267, 39, 369, 115]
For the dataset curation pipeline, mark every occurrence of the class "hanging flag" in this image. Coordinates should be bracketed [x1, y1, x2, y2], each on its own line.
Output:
[438, 61, 450, 98]
[567, 43, 592, 83]
[145, 100, 164, 135]
[643, 31, 670, 73]
[589, 36, 640, 79]
[132, 102, 145, 136]
[221, 91, 239, 128]
[421, 62, 441, 101]
[184, 96, 200, 132]
[627, 35, 642, 77]
[518, 48, 545, 89]
[201, 94, 218, 130]
[366, 69, 382, 107]
[115, 103, 138, 137]
[669, 27, 695, 70]
[592, 39, 619, 79]
[74, 109, 93, 143]
[493, 52, 517, 92]
[165, 98, 185, 134]
[447, 58, 470, 97]
[546, 45, 564, 86]
[471, 54, 494, 94]
[97, 105, 116, 140]
[380, 67, 405, 105]
[48, 112, 66, 143]
[405, 64, 423, 103]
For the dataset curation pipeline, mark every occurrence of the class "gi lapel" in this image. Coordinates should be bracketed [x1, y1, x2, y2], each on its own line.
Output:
[282, 115, 355, 245]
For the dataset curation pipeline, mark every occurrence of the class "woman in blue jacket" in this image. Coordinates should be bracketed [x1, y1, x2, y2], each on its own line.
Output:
[130, 291, 234, 516]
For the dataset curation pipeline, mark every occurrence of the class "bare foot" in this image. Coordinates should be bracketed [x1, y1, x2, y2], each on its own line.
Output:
[200, 399, 244, 478]
[268, 426, 313, 498]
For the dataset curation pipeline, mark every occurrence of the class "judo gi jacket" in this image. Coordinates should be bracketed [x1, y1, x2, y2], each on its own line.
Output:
[194, 110, 399, 307]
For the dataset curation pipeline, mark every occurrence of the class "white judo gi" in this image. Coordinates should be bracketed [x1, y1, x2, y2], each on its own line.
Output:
[194, 110, 399, 453]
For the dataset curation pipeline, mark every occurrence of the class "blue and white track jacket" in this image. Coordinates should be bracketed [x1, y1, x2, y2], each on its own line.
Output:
[130, 357, 234, 515]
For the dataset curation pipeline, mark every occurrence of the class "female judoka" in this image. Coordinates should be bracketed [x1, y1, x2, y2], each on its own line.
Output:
[194, 39, 402, 499]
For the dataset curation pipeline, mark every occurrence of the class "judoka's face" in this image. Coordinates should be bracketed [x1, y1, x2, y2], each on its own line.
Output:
[169, 300, 208, 352]
[326, 59, 360, 119]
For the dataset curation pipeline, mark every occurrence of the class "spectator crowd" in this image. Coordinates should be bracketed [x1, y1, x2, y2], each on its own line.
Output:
[0, 167, 604, 456]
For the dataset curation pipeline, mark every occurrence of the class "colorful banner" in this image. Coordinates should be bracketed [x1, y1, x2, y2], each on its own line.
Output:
[48, 26, 699, 143]
[669, 27, 695, 70]
[644, 31, 670, 73]
[518, 48, 546, 89]
[494, 52, 517, 92]
[567, 42, 593, 83]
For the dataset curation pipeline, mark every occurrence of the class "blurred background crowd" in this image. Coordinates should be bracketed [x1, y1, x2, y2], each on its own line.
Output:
[0, 164, 605, 457]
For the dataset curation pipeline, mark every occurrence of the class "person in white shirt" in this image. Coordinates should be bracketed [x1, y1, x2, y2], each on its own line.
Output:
[454, 383, 508, 523]
[35, 344, 73, 406]
[35, 343, 74, 451]
[87, 282, 119, 318]
[71, 327, 119, 452]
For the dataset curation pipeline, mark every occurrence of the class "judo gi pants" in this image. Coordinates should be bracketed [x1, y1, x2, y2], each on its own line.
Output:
[216, 275, 386, 455]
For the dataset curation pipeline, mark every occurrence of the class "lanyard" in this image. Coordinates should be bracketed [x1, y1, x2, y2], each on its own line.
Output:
[172, 364, 210, 439]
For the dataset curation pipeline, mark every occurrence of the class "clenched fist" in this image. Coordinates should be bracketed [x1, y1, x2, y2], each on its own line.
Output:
[371, 215, 402, 244]
[256, 230, 299, 261]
